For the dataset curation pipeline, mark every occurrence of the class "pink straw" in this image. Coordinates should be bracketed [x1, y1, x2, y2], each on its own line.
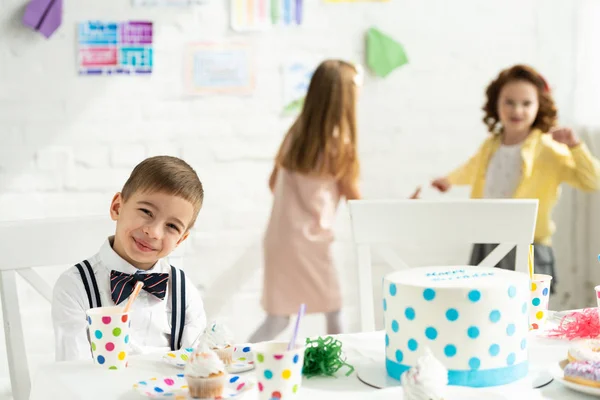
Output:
[288, 303, 306, 350]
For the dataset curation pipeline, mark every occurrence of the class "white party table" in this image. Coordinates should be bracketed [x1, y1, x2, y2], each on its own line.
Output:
[29, 329, 596, 400]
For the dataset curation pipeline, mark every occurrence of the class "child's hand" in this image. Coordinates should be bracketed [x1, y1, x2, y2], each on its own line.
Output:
[409, 187, 421, 199]
[431, 177, 451, 192]
[550, 127, 580, 148]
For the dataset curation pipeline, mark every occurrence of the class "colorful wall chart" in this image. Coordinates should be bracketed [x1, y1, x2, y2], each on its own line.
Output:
[184, 43, 254, 95]
[78, 21, 153, 75]
[231, 0, 303, 31]
[282, 58, 320, 115]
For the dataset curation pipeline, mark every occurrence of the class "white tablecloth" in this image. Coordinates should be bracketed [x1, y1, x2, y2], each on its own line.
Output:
[29, 330, 597, 400]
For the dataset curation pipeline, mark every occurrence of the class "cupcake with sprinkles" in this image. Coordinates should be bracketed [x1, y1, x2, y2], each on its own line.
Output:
[202, 320, 235, 365]
[184, 343, 226, 399]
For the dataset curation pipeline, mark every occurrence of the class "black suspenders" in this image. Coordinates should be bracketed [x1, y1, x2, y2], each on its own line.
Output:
[76, 260, 187, 351]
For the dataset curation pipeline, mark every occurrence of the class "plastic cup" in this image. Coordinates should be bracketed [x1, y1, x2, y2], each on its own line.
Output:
[529, 274, 552, 330]
[253, 342, 305, 400]
[85, 306, 131, 369]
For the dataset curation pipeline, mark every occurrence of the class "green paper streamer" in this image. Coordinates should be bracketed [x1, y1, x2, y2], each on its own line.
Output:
[302, 336, 354, 378]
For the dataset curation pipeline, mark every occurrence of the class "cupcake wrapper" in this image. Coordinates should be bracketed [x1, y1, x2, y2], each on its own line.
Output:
[186, 373, 226, 399]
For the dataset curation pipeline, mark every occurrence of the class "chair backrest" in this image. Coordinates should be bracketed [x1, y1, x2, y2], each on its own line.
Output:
[347, 199, 538, 332]
[0, 216, 114, 400]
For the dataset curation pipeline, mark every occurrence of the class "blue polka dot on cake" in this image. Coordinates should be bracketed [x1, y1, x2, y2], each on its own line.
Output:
[489, 344, 500, 357]
[425, 327, 438, 340]
[489, 310, 501, 323]
[508, 285, 517, 298]
[395, 350, 404, 363]
[408, 339, 418, 351]
[444, 344, 457, 357]
[467, 326, 480, 339]
[423, 288, 436, 301]
[446, 308, 459, 321]
[468, 289, 481, 302]
[469, 357, 481, 370]
[507, 353, 516, 366]
[506, 324, 516, 336]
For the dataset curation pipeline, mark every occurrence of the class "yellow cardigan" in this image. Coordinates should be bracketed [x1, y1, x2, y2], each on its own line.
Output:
[448, 129, 600, 245]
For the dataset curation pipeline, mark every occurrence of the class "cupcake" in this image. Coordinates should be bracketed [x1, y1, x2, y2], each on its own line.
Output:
[202, 321, 234, 365]
[401, 347, 448, 400]
[184, 343, 226, 399]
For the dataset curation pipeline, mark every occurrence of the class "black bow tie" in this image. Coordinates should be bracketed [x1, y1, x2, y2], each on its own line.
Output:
[110, 270, 169, 305]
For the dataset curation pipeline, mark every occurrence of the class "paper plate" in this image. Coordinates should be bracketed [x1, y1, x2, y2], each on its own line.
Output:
[163, 345, 255, 373]
[133, 373, 252, 399]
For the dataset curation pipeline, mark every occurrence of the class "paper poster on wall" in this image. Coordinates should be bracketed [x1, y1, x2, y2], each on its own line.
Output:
[78, 21, 153, 75]
[282, 58, 320, 115]
[132, 0, 208, 5]
[184, 42, 254, 95]
[231, 0, 303, 31]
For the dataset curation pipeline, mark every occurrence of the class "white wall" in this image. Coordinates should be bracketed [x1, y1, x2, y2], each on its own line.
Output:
[0, 0, 582, 397]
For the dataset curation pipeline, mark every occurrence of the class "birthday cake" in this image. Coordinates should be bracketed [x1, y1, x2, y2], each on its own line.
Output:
[383, 266, 530, 388]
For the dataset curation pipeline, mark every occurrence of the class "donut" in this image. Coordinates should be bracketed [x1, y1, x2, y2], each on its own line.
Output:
[564, 360, 600, 387]
[567, 339, 600, 363]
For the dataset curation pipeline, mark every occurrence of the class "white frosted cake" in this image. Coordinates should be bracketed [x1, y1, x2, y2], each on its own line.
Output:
[383, 266, 529, 388]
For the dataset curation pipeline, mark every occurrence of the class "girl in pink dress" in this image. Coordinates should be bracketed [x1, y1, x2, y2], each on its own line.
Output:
[248, 60, 364, 342]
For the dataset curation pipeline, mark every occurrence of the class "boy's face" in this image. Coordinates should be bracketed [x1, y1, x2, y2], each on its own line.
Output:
[110, 190, 194, 270]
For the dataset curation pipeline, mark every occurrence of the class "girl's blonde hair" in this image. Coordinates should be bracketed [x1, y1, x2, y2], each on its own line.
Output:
[276, 59, 360, 182]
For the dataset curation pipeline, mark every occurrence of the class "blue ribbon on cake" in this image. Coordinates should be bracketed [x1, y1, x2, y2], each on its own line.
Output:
[386, 358, 528, 388]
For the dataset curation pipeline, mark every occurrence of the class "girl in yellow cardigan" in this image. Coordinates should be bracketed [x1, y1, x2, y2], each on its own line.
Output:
[431, 64, 600, 292]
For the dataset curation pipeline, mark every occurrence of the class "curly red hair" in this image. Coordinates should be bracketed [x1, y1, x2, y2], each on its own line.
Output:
[482, 64, 557, 134]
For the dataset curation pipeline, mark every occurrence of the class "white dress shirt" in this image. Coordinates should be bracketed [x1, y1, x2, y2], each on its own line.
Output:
[51, 237, 206, 361]
[484, 143, 523, 198]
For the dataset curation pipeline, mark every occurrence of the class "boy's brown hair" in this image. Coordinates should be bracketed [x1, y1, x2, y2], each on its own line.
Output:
[121, 156, 204, 229]
[483, 64, 558, 134]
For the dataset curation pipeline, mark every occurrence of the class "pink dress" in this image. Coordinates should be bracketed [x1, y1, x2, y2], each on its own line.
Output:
[261, 168, 342, 316]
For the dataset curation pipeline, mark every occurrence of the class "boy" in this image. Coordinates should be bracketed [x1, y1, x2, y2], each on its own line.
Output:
[52, 156, 207, 361]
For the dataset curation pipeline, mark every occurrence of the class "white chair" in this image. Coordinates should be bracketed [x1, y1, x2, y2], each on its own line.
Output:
[347, 199, 538, 332]
[0, 216, 114, 400]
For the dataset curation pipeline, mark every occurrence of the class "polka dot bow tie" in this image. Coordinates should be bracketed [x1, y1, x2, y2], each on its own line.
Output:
[110, 270, 169, 305]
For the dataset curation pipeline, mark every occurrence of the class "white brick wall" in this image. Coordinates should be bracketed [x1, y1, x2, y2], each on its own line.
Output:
[0, 0, 581, 397]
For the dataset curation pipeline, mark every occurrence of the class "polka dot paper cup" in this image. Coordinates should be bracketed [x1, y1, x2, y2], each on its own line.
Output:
[253, 341, 305, 400]
[529, 274, 552, 331]
[86, 306, 131, 370]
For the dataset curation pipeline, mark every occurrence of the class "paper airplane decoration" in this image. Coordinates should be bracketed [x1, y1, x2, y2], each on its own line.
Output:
[22, 0, 63, 39]
[366, 27, 408, 77]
